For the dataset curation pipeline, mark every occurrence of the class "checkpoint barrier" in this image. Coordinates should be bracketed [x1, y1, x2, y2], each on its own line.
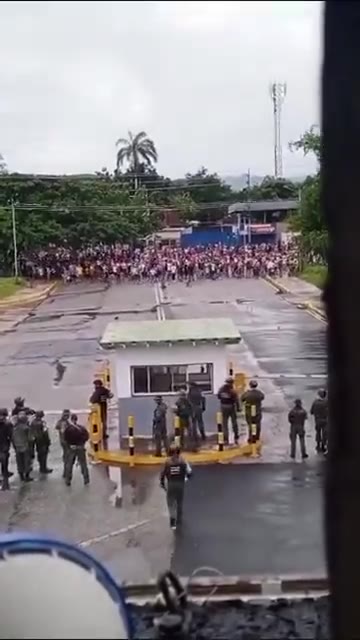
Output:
[88, 403, 103, 459]
[216, 411, 224, 452]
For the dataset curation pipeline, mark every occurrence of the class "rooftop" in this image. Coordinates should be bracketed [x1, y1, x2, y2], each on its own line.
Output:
[228, 199, 299, 214]
[100, 318, 241, 348]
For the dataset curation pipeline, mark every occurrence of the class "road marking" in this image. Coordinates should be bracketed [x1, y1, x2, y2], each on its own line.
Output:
[78, 519, 150, 548]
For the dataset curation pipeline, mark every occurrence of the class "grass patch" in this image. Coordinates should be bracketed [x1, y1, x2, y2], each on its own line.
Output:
[0, 277, 25, 299]
[300, 265, 327, 289]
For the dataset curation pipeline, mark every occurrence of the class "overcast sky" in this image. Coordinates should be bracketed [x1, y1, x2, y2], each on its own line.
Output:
[0, 0, 322, 179]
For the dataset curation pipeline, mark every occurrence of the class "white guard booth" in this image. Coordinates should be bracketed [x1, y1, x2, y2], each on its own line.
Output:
[100, 317, 241, 444]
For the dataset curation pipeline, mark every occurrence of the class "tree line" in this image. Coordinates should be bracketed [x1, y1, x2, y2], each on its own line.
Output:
[0, 127, 322, 270]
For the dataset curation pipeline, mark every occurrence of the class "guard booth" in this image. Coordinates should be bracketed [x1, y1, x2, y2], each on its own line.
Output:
[99, 318, 241, 449]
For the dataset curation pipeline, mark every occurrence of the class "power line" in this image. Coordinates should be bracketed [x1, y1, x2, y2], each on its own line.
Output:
[2, 200, 231, 213]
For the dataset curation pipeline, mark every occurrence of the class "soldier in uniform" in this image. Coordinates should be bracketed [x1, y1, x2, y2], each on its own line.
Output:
[174, 389, 192, 449]
[217, 377, 240, 445]
[310, 389, 328, 453]
[188, 381, 206, 443]
[55, 409, 71, 478]
[241, 379, 265, 444]
[0, 408, 13, 490]
[160, 444, 192, 530]
[12, 410, 33, 481]
[153, 396, 168, 457]
[288, 398, 309, 460]
[11, 397, 34, 418]
[63, 413, 90, 487]
[30, 410, 53, 474]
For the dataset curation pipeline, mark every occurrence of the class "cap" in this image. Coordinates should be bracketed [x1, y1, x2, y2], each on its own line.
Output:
[14, 396, 24, 405]
[249, 379, 258, 388]
[93, 379, 103, 386]
[225, 377, 233, 384]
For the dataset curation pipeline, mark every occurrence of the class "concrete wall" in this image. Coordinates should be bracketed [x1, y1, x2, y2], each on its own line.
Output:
[115, 343, 228, 398]
[118, 393, 219, 439]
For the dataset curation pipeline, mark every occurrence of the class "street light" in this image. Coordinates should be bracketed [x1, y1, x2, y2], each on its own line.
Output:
[10, 199, 19, 279]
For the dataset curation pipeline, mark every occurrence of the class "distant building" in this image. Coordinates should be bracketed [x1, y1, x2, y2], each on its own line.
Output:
[227, 199, 299, 224]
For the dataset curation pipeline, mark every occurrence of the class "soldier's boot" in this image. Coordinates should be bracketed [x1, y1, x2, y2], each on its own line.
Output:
[38, 450, 53, 474]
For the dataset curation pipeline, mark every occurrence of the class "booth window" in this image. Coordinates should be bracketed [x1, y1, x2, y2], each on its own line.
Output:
[131, 364, 213, 395]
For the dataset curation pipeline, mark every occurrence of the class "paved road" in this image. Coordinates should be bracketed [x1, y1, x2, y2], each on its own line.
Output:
[0, 277, 327, 582]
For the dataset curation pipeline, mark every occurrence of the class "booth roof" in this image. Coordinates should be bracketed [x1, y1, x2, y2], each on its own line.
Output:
[100, 317, 241, 348]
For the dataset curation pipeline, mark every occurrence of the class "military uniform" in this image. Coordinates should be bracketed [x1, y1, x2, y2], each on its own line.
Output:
[63, 416, 90, 486]
[288, 399, 308, 460]
[241, 383, 265, 443]
[310, 391, 328, 453]
[188, 383, 206, 444]
[30, 411, 52, 474]
[217, 380, 240, 444]
[160, 448, 192, 529]
[153, 397, 168, 457]
[12, 413, 32, 481]
[174, 393, 192, 449]
[0, 409, 13, 490]
[55, 410, 71, 478]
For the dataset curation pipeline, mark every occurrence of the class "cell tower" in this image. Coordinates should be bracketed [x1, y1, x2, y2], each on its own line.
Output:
[269, 82, 287, 178]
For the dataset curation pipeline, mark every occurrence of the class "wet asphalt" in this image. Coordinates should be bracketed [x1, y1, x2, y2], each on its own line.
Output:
[0, 278, 327, 582]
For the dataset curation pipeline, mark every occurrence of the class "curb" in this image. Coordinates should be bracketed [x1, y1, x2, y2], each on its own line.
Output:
[0, 282, 57, 310]
[124, 574, 328, 602]
[264, 276, 327, 322]
[95, 442, 261, 466]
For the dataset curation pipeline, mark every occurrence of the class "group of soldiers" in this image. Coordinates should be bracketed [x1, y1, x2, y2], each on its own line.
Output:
[0, 398, 90, 490]
[160, 385, 329, 531]
[152, 377, 266, 456]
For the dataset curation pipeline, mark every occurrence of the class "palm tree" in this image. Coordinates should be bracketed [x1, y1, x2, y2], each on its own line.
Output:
[115, 131, 158, 187]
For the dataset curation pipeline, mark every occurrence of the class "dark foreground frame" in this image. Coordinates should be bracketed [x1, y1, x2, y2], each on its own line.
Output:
[323, 2, 360, 638]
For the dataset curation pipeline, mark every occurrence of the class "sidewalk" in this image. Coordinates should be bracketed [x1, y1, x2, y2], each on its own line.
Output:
[0, 282, 57, 333]
[265, 276, 326, 321]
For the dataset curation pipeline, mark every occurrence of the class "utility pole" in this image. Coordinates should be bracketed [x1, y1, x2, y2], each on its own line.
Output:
[269, 82, 287, 178]
[246, 168, 252, 245]
[11, 199, 19, 278]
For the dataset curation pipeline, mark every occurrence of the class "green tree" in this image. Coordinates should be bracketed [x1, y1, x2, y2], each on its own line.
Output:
[0, 154, 7, 174]
[115, 131, 158, 185]
[289, 126, 325, 258]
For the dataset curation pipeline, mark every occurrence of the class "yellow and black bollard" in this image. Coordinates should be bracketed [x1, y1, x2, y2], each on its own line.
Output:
[228, 361, 234, 377]
[216, 411, 224, 452]
[88, 403, 103, 461]
[128, 415, 135, 466]
[174, 415, 181, 448]
[250, 405, 258, 457]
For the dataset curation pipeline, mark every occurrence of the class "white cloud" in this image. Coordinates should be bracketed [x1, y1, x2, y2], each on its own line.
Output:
[0, 0, 322, 178]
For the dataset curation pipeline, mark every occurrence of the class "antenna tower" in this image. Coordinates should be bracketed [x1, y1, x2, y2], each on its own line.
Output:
[269, 82, 287, 178]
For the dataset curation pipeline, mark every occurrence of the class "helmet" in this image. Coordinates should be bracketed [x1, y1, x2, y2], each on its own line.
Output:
[35, 410, 44, 418]
[14, 396, 24, 406]
[0, 408, 8, 417]
[318, 389, 327, 399]
[249, 379, 258, 389]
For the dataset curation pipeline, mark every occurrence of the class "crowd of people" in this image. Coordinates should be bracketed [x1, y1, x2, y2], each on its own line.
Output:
[19, 242, 299, 283]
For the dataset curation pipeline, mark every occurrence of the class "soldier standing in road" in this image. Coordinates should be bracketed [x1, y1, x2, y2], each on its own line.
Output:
[174, 389, 192, 449]
[241, 379, 265, 444]
[310, 389, 328, 454]
[63, 413, 90, 487]
[55, 409, 71, 478]
[12, 410, 33, 482]
[188, 381, 206, 443]
[217, 377, 240, 445]
[0, 408, 13, 490]
[288, 398, 309, 461]
[153, 396, 169, 457]
[11, 397, 34, 418]
[90, 379, 113, 440]
[160, 444, 192, 530]
[30, 410, 53, 474]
